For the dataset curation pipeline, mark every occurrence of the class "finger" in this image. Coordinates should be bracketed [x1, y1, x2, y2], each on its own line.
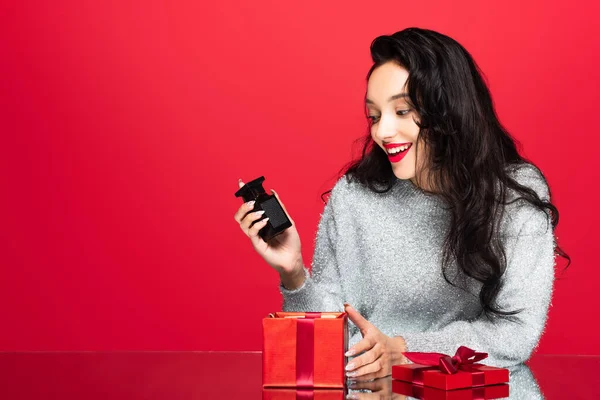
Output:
[346, 342, 381, 372]
[346, 335, 376, 361]
[234, 200, 256, 224]
[270, 189, 294, 224]
[238, 178, 245, 188]
[347, 377, 384, 391]
[344, 303, 373, 337]
[347, 356, 383, 378]
[241, 210, 267, 232]
[248, 216, 269, 240]
[346, 392, 378, 400]
[352, 366, 390, 382]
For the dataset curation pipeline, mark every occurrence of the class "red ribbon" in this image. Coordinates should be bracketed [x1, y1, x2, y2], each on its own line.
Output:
[402, 346, 489, 386]
[296, 312, 321, 387]
[296, 389, 314, 400]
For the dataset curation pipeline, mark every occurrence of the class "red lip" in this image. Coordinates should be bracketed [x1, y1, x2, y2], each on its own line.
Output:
[384, 142, 412, 149]
[385, 142, 412, 164]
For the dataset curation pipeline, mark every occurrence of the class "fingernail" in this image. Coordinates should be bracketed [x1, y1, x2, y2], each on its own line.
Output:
[343, 302, 350, 308]
[346, 394, 359, 400]
[345, 363, 355, 371]
[345, 349, 355, 357]
[346, 371, 357, 377]
[255, 210, 266, 216]
[246, 201, 255, 208]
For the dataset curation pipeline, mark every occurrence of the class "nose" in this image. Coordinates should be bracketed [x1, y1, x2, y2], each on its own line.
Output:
[372, 113, 397, 142]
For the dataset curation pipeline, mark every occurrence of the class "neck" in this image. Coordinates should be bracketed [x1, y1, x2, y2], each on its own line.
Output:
[409, 172, 437, 194]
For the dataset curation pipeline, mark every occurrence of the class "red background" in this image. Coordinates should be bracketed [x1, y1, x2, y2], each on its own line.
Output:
[0, 1, 598, 353]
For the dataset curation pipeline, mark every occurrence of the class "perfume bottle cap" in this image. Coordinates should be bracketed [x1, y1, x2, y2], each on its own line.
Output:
[234, 176, 267, 202]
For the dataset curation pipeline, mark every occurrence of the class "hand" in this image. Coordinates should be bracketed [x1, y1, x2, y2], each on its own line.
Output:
[347, 377, 406, 400]
[344, 303, 407, 382]
[234, 179, 305, 288]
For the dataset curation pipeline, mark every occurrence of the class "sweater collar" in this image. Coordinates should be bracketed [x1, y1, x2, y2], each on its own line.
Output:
[392, 178, 450, 211]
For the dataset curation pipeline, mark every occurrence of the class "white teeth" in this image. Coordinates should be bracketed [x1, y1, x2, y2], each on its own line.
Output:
[387, 144, 410, 154]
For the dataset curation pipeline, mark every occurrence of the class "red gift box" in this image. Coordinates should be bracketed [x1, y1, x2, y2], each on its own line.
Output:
[392, 380, 510, 400]
[263, 388, 346, 400]
[392, 346, 509, 390]
[262, 312, 348, 388]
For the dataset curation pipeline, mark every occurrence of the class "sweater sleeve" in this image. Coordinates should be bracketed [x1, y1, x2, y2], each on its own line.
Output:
[398, 193, 556, 368]
[279, 180, 346, 312]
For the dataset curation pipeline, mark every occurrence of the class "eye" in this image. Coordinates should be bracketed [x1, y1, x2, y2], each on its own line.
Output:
[368, 110, 410, 124]
[367, 115, 380, 124]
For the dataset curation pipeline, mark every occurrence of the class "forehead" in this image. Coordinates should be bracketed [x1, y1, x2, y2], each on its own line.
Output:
[366, 62, 409, 103]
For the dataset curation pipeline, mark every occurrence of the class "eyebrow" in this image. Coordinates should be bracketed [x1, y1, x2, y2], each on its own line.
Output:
[365, 92, 408, 105]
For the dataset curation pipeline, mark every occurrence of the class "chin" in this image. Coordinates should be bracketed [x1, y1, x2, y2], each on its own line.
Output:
[392, 168, 415, 181]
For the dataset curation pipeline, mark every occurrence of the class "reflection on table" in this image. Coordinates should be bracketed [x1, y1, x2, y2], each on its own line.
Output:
[0, 352, 598, 399]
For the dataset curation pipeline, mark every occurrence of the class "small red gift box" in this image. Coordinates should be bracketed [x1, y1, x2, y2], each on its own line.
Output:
[263, 388, 346, 400]
[392, 346, 509, 391]
[262, 312, 348, 388]
[392, 380, 509, 399]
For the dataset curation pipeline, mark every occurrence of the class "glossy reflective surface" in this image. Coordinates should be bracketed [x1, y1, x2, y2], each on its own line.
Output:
[0, 352, 597, 399]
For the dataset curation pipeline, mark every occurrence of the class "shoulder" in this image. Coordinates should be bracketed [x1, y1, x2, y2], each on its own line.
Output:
[502, 163, 553, 237]
[326, 174, 370, 205]
[320, 174, 382, 225]
[505, 162, 550, 202]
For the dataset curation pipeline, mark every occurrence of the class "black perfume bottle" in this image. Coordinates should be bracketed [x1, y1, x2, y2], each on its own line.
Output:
[235, 176, 293, 242]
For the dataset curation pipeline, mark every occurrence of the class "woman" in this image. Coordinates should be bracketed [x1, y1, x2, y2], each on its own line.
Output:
[234, 27, 569, 381]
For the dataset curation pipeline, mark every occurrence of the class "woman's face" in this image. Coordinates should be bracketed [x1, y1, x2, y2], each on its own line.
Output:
[366, 61, 429, 186]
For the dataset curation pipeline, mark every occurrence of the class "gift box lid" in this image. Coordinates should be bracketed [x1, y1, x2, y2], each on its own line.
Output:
[265, 312, 346, 319]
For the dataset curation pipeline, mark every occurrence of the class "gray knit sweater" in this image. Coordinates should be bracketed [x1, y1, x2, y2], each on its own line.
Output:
[280, 163, 556, 368]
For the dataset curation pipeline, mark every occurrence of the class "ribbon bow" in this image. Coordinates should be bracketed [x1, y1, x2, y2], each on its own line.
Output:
[402, 346, 488, 374]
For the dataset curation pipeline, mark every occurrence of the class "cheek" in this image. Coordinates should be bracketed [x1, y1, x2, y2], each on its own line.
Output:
[370, 129, 379, 144]
[413, 142, 430, 167]
[407, 121, 421, 141]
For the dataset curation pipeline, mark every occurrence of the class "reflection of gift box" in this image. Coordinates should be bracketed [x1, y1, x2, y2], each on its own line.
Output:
[263, 388, 346, 400]
[392, 380, 510, 399]
[262, 312, 348, 388]
[392, 347, 509, 390]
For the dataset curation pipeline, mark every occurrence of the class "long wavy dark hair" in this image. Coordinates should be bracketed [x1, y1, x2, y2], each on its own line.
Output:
[321, 27, 570, 319]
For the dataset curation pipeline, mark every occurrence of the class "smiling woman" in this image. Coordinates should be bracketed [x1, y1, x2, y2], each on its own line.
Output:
[234, 27, 570, 381]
